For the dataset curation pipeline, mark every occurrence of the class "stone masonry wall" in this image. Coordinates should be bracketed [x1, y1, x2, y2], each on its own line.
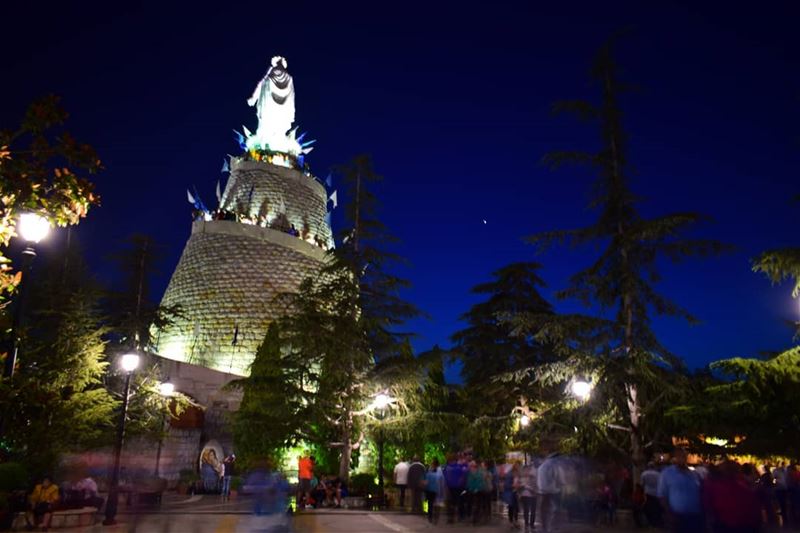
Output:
[222, 159, 333, 249]
[154, 220, 327, 375]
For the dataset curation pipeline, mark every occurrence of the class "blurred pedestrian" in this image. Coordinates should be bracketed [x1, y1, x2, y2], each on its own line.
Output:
[641, 462, 663, 527]
[407, 457, 425, 514]
[393, 458, 409, 509]
[658, 448, 703, 533]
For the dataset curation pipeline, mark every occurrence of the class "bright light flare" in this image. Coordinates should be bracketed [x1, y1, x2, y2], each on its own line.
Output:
[571, 380, 592, 400]
[520, 415, 530, 427]
[120, 353, 140, 373]
[159, 381, 175, 397]
[373, 393, 392, 410]
[18, 213, 50, 243]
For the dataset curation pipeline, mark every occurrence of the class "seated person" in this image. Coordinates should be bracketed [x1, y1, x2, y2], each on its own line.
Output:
[26, 476, 60, 531]
[73, 476, 104, 509]
[311, 477, 328, 508]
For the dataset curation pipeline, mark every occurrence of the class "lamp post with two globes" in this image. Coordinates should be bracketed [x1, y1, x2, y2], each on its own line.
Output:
[3, 213, 51, 378]
[103, 352, 141, 526]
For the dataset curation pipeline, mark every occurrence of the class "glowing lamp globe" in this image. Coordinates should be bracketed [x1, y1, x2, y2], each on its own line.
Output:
[520, 415, 530, 427]
[374, 393, 391, 410]
[120, 353, 140, 373]
[18, 213, 50, 243]
[159, 381, 175, 397]
[571, 380, 592, 400]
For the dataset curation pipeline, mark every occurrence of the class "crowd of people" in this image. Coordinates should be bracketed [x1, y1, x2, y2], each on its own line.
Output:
[295, 451, 348, 510]
[7, 473, 104, 531]
[192, 207, 332, 250]
[386, 447, 800, 532]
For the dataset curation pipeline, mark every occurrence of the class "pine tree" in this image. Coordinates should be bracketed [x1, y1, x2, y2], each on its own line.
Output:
[523, 39, 725, 466]
[265, 154, 419, 480]
[227, 323, 306, 465]
[106, 233, 182, 352]
[449, 263, 554, 451]
[0, 235, 115, 475]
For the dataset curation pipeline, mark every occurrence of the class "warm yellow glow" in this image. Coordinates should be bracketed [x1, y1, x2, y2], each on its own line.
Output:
[571, 380, 592, 400]
[159, 381, 175, 397]
[120, 352, 140, 373]
[703, 436, 729, 447]
[18, 213, 50, 243]
[373, 393, 392, 410]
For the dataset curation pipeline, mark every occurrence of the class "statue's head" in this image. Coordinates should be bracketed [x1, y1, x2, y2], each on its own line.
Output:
[271, 56, 288, 71]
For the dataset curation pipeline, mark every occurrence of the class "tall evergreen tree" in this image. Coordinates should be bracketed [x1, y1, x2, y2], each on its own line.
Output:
[227, 324, 307, 465]
[450, 263, 554, 452]
[523, 39, 725, 465]
[0, 235, 115, 474]
[233, 155, 420, 480]
[106, 234, 182, 352]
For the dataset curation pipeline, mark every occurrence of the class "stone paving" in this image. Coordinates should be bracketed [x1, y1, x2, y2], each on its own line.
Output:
[45, 494, 628, 532]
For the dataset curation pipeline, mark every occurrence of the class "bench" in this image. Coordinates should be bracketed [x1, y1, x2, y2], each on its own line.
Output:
[11, 506, 98, 530]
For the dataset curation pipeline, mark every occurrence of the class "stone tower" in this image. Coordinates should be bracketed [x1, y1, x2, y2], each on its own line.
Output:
[154, 57, 332, 376]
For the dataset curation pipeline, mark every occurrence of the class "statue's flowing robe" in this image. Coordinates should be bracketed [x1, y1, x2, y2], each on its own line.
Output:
[254, 68, 295, 142]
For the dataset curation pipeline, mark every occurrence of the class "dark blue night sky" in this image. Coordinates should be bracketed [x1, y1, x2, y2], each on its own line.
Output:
[3, 2, 799, 381]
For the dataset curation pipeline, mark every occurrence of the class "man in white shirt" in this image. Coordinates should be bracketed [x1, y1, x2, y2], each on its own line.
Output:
[394, 459, 410, 509]
[537, 453, 563, 533]
[640, 463, 662, 527]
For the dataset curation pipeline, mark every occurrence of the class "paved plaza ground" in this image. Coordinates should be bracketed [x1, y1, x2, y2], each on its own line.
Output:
[48, 493, 619, 532]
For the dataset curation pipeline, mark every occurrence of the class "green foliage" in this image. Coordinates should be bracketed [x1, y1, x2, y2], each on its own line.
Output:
[0, 236, 116, 475]
[751, 196, 800, 299]
[227, 323, 303, 464]
[0, 462, 28, 492]
[449, 262, 555, 455]
[106, 234, 183, 352]
[517, 38, 723, 464]
[179, 468, 199, 484]
[0, 95, 100, 303]
[349, 472, 377, 496]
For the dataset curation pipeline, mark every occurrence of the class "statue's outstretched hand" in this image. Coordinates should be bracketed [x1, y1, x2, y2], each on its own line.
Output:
[247, 96, 257, 107]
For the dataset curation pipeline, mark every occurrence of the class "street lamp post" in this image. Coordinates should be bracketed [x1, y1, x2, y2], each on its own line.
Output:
[154, 380, 175, 477]
[3, 214, 50, 378]
[373, 393, 391, 507]
[104, 352, 140, 526]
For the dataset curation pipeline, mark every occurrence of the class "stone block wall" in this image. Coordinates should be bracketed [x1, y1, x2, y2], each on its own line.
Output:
[154, 220, 327, 375]
[221, 159, 333, 249]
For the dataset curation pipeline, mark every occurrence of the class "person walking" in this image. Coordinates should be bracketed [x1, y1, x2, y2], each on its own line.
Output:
[503, 463, 521, 529]
[702, 460, 760, 533]
[537, 452, 564, 533]
[406, 457, 426, 514]
[443, 453, 467, 524]
[519, 463, 537, 532]
[393, 458, 410, 509]
[658, 448, 704, 533]
[467, 461, 485, 525]
[774, 463, 789, 528]
[641, 462, 663, 527]
[424, 459, 444, 524]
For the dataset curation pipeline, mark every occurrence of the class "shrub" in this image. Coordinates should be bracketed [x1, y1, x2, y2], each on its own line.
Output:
[0, 463, 28, 492]
[178, 469, 199, 484]
[230, 476, 243, 491]
[349, 473, 376, 496]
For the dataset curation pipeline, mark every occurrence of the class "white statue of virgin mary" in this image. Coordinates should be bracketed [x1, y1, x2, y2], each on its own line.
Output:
[247, 56, 296, 152]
